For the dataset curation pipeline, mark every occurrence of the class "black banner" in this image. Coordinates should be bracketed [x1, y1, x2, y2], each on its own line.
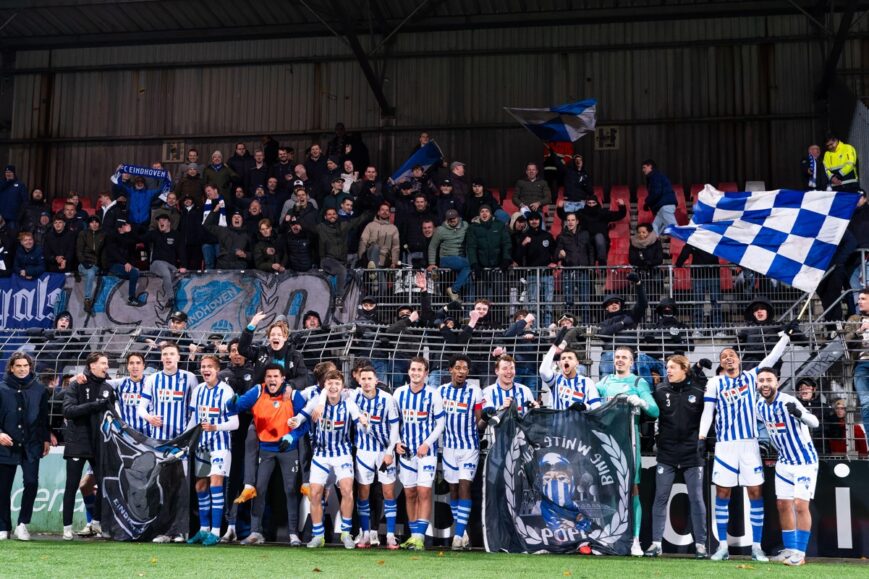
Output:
[483, 400, 635, 554]
[99, 412, 200, 541]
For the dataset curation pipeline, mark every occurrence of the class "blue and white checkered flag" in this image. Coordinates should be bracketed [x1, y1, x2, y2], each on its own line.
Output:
[504, 99, 597, 143]
[665, 185, 861, 293]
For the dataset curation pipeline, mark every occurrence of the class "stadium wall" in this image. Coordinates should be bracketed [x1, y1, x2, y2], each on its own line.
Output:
[4, 14, 865, 197]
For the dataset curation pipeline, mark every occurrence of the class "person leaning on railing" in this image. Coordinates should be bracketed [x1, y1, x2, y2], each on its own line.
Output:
[844, 287, 869, 443]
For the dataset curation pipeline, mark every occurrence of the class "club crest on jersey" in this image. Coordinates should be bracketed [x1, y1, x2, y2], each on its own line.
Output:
[157, 389, 186, 402]
[688, 395, 697, 404]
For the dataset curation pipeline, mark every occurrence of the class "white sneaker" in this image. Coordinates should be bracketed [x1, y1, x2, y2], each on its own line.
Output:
[462, 531, 470, 549]
[631, 537, 643, 557]
[451, 535, 464, 551]
[76, 522, 95, 537]
[772, 548, 793, 562]
[152, 535, 172, 543]
[172, 534, 185, 543]
[14, 523, 30, 541]
[0, 531, 8, 540]
[341, 531, 356, 549]
[289, 533, 301, 547]
[220, 527, 237, 543]
[239, 532, 265, 545]
[63, 526, 74, 541]
[751, 544, 769, 562]
[90, 521, 102, 537]
[710, 545, 730, 561]
[368, 530, 380, 546]
[307, 535, 325, 549]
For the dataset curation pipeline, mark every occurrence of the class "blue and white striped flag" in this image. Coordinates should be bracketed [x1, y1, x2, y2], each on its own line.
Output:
[504, 99, 597, 143]
[390, 141, 444, 183]
[665, 185, 861, 293]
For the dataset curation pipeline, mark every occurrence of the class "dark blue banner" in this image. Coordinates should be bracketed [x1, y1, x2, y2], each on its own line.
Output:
[0, 273, 65, 329]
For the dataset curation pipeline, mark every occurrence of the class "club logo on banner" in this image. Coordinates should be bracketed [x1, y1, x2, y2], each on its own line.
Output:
[484, 400, 634, 555]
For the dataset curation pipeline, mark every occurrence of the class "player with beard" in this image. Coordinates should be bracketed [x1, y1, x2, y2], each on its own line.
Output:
[539, 345, 601, 411]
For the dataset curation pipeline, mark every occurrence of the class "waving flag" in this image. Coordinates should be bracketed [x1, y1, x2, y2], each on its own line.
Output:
[391, 141, 444, 183]
[665, 185, 861, 293]
[504, 99, 597, 143]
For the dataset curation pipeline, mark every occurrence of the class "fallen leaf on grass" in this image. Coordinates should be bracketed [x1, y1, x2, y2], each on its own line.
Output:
[150, 557, 158, 565]
[377, 560, 385, 565]
[437, 552, 444, 557]
[734, 564, 754, 570]
[563, 571, 572, 577]
[410, 556, 419, 561]
[313, 568, 321, 573]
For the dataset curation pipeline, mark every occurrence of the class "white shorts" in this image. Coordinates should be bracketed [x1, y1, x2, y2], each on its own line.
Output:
[355, 449, 397, 486]
[775, 462, 819, 501]
[442, 448, 479, 484]
[194, 449, 231, 478]
[310, 455, 354, 486]
[712, 439, 764, 487]
[398, 454, 437, 488]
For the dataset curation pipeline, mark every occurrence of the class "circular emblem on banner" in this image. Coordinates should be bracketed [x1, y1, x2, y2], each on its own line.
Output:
[542, 240, 550, 247]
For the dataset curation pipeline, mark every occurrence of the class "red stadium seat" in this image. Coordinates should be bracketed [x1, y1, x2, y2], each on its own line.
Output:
[689, 184, 704, 203]
[604, 266, 630, 291]
[673, 184, 689, 225]
[719, 259, 733, 291]
[593, 185, 604, 203]
[636, 185, 653, 225]
[608, 186, 630, 233]
[548, 215, 562, 239]
[51, 198, 65, 214]
[718, 182, 738, 192]
[668, 238, 692, 291]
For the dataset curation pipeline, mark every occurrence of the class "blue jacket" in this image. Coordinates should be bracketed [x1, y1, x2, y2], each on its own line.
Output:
[645, 169, 676, 212]
[0, 373, 49, 465]
[13, 243, 45, 278]
[112, 181, 163, 225]
[0, 179, 28, 223]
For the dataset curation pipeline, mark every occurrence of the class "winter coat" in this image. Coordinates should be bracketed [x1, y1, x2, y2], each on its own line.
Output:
[0, 373, 49, 465]
[597, 283, 648, 348]
[572, 203, 626, 238]
[63, 370, 112, 458]
[466, 218, 511, 269]
[653, 374, 707, 468]
[238, 328, 307, 386]
[644, 299, 692, 359]
[629, 231, 664, 271]
[358, 217, 400, 266]
[76, 228, 105, 269]
[428, 219, 468, 265]
[13, 244, 45, 278]
[513, 178, 552, 208]
[204, 211, 251, 269]
[564, 166, 593, 202]
[464, 191, 504, 222]
[556, 227, 594, 267]
[43, 227, 77, 273]
[645, 169, 677, 211]
[253, 231, 284, 272]
[515, 226, 555, 268]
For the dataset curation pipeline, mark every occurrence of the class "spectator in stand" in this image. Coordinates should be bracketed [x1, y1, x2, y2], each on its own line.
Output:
[98, 191, 125, 232]
[178, 195, 203, 270]
[736, 297, 790, 370]
[515, 212, 556, 327]
[244, 149, 270, 195]
[629, 223, 664, 299]
[641, 159, 677, 235]
[829, 398, 869, 456]
[389, 180, 418, 228]
[281, 186, 319, 231]
[43, 213, 77, 275]
[304, 144, 328, 187]
[307, 207, 372, 308]
[30, 211, 50, 246]
[174, 163, 205, 205]
[13, 231, 44, 280]
[202, 150, 239, 201]
[282, 216, 316, 273]
[501, 310, 541, 394]
[228, 143, 255, 191]
[199, 185, 225, 270]
[20, 188, 48, 232]
[76, 215, 104, 314]
[845, 288, 869, 443]
[110, 171, 161, 228]
[434, 179, 464, 225]
[61, 202, 85, 237]
[350, 166, 386, 218]
[567, 194, 626, 266]
[0, 352, 50, 542]
[509, 213, 528, 265]
[800, 144, 827, 190]
[149, 191, 181, 231]
[413, 131, 430, 154]
[340, 159, 359, 194]
[428, 209, 471, 303]
[241, 198, 263, 239]
[465, 179, 509, 224]
[66, 193, 89, 223]
[204, 209, 252, 270]
[0, 217, 10, 276]
[597, 272, 647, 377]
[270, 147, 296, 196]
[795, 377, 834, 454]
[399, 194, 436, 268]
[174, 148, 204, 180]
[0, 165, 27, 234]
[322, 176, 351, 217]
[318, 156, 342, 199]
[513, 163, 552, 222]
[143, 214, 187, 309]
[253, 219, 285, 274]
[643, 298, 692, 376]
[563, 154, 593, 214]
[848, 193, 868, 308]
[675, 242, 723, 334]
[103, 219, 143, 307]
[261, 178, 285, 223]
[556, 212, 593, 320]
[824, 134, 860, 192]
[449, 162, 469, 203]
[358, 202, 400, 293]
[542, 146, 565, 196]
[261, 136, 280, 166]
[467, 204, 512, 314]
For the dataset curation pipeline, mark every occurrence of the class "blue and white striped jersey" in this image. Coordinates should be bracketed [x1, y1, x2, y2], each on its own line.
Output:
[438, 383, 483, 450]
[704, 369, 761, 442]
[141, 369, 197, 440]
[354, 389, 398, 452]
[189, 381, 236, 452]
[312, 399, 360, 458]
[756, 392, 818, 466]
[544, 374, 602, 411]
[394, 384, 445, 457]
[482, 382, 535, 418]
[109, 377, 148, 434]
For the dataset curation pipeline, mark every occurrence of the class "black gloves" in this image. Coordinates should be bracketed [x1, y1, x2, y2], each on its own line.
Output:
[626, 272, 640, 285]
[786, 402, 802, 419]
[784, 320, 800, 336]
[500, 259, 512, 273]
[697, 439, 707, 456]
[569, 401, 587, 412]
[482, 407, 501, 426]
[698, 358, 713, 370]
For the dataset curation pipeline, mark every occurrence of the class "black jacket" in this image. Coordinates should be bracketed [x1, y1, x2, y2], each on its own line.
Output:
[0, 373, 49, 465]
[238, 328, 306, 386]
[43, 227, 77, 273]
[219, 363, 256, 396]
[597, 283, 648, 347]
[102, 228, 138, 269]
[653, 375, 707, 468]
[143, 228, 186, 266]
[564, 165, 593, 202]
[556, 227, 594, 267]
[515, 226, 555, 267]
[63, 370, 112, 458]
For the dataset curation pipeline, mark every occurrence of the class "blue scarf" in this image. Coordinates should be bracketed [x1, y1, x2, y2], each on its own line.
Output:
[808, 156, 817, 188]
[202, 196, 227, 227]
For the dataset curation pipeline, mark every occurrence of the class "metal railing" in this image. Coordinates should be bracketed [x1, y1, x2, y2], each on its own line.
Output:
[4, 318, 866, 460]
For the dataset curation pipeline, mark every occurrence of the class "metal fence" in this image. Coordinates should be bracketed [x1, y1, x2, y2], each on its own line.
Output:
[4, 317, 866, 460]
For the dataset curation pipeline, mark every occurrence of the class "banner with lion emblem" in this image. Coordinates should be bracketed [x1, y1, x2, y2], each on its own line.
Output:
[483, 399, 634, 555]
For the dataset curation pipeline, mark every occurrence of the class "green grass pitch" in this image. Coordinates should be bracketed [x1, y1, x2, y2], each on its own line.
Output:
[3, 540, 868, 578]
